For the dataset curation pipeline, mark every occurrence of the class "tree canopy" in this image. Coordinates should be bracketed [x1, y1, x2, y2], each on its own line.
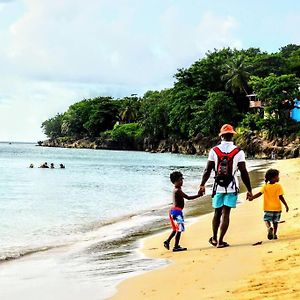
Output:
[42, 44, 300, 143]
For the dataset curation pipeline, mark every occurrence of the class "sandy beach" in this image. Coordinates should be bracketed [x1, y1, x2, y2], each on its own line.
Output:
[110, 158, 300, 300]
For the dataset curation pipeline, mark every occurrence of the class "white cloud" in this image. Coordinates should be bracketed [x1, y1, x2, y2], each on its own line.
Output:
[8, 1, 241, 85]
[195, 12, 241, 50]
[0, 1, 242, 141]
[158, 8, 241, 69]
[8, 0, 163, 85]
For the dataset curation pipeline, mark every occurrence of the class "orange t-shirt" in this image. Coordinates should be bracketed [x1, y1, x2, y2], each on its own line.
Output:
[260, 183, 284, 211]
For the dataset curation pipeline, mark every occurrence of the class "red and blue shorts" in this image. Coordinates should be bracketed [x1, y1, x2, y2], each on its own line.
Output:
[169, 207, 185, 232]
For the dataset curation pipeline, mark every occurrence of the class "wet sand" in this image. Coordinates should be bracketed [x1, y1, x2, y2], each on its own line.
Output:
[110, 158, 300, 299]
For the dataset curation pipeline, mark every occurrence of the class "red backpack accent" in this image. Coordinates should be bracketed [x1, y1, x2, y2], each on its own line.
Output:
[213, 147, 240, 162]
[212, 146, 240, 192]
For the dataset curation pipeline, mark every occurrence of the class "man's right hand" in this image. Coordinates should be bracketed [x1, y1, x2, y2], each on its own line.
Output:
[246, 191, 253, 201]
[198, 185, 205, 196]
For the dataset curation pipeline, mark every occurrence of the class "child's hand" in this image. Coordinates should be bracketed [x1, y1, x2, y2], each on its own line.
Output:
[246, 191, 253, 201]
[198, 185, 205, 196]
[246, 194, 253, 201]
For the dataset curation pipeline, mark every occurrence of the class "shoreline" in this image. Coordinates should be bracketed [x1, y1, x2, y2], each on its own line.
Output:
[40, 134, 300, 159]
[110, 158, 300, 299]
[0, 154, 281, 300]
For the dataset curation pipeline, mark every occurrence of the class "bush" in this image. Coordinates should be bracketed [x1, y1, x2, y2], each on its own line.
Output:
[239, 112, 264, 131]
[260, 117, 300, 139]
[103, 123, 144, 143]
[239, 110, 300, 139]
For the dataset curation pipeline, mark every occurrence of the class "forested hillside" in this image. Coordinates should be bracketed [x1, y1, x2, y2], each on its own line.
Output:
[41, 44, 300, 157]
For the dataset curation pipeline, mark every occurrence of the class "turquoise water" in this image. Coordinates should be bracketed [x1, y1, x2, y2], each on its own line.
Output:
[0, 143, 207, 260]
[0, 142, 206, 260]
[0, 143, 266, 300]
[0, 143, 209, 299]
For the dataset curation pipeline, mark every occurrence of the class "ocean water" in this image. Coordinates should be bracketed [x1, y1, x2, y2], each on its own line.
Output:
[0, 143, 266, 300]
[0, 142, 210, 300]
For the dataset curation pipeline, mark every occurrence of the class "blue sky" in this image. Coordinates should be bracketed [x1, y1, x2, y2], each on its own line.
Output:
[0, 0, 299, 141]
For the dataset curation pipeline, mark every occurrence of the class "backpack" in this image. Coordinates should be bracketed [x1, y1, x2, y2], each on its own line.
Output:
[212, 146, 240, 195]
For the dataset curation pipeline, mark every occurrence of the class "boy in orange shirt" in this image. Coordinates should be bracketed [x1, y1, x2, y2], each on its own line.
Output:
[249, 169, 289, 240]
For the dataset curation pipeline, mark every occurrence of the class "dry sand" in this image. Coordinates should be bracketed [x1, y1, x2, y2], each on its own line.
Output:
[110, 158, 300, 300]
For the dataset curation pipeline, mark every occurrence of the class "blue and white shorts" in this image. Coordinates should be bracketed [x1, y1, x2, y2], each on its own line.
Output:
[264, 211, 281, 223]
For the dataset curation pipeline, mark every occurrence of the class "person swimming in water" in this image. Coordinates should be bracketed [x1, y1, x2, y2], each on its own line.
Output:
[39, 162, 49, 168]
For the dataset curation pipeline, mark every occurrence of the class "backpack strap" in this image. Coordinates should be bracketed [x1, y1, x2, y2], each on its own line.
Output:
[213, 146, 240, 159]
[212, 146, 224, 158]
[228, 147, 240, 194]
[227, 147, 240, 159]
[212, 146, 224, 173]
[212, 146, 240, 170]
[212, 147, 222, 197]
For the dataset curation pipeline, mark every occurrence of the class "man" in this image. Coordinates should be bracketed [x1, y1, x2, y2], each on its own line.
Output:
[199, 124, 252, 248]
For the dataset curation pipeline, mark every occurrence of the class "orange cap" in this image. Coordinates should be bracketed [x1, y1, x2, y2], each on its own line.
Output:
[219, 124, 237, 136]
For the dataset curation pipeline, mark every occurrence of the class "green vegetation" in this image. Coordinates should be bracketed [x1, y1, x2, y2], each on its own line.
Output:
[103, 123, 144, 144]
[42, 44, 300, 146]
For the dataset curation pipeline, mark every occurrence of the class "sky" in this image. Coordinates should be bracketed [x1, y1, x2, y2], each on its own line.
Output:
[0, 0, 299, 142]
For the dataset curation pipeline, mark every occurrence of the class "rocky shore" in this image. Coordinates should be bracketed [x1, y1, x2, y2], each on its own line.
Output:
[40, 131, 300, 159]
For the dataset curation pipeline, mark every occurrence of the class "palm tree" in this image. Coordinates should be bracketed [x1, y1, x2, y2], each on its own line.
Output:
[119, 98, 138, 124]
[222, 56, 251, 94]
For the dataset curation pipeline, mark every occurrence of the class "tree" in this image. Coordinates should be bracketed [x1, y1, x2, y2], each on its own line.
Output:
[191, 92, 239, 136]
[83, 97, 119, 136]
[279, 44, 300, 58]
[119, 96, 140, 124]
[249, 74, 300, 137]
[285, 48, 300, 77]
[42, 43, 300, 143]
[222, 56, 250, 94]
[174, 48, 235, 101]
[41, 113, 64, 139]
[60, 97, 118, 138]
[249, 74, 299, 111]
[140, 90, 170, 139]
[61, 100, 93, 137]
[251, 53, 285, 77]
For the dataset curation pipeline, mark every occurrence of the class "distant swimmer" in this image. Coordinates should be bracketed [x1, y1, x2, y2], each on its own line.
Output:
[39, 162, 49, 168]
[50, 163, 55, 169]
[59, 164, 65, 169]
[29, 163, 34, 168]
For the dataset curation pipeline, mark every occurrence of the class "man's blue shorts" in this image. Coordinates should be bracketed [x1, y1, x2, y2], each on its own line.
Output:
[212, 192, 238, 209]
